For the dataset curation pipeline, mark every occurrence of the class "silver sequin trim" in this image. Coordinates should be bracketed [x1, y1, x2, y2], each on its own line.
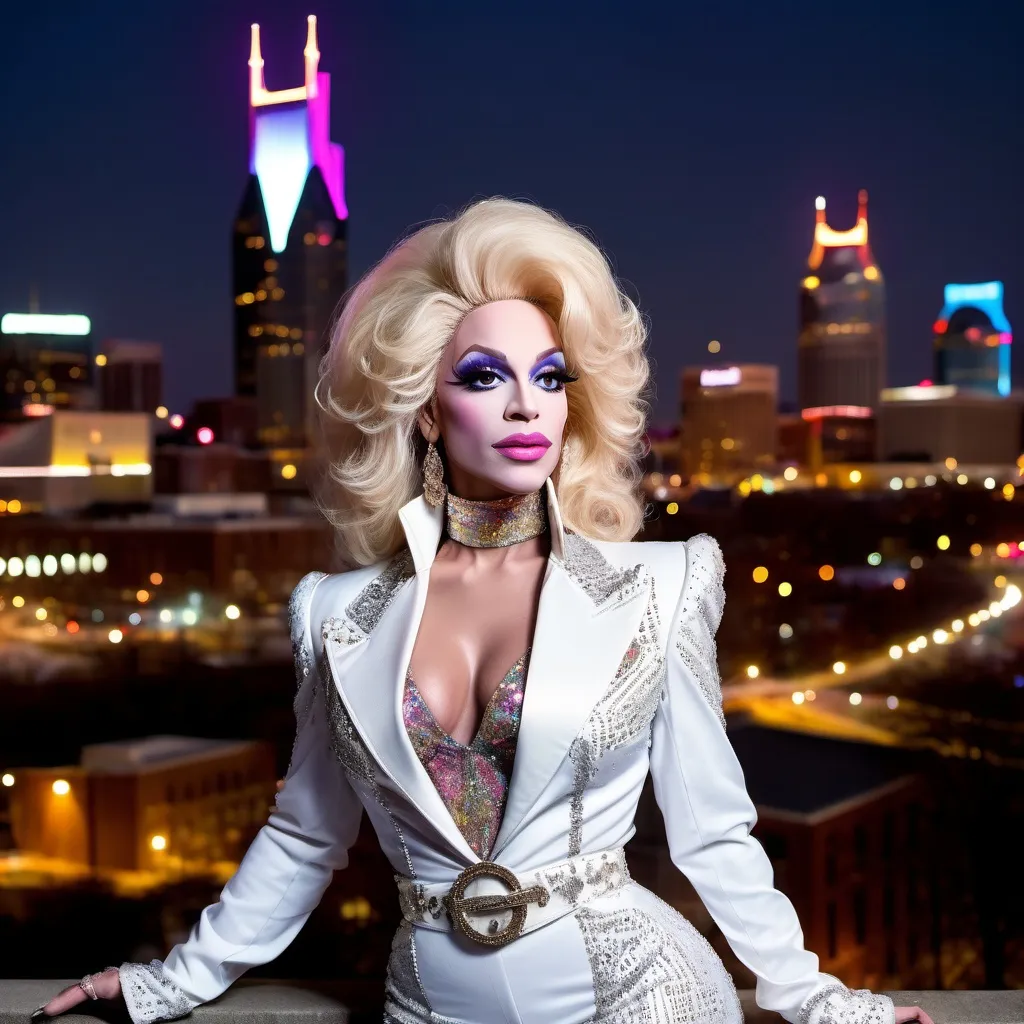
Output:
[118, 960, 193, 1024]
[564, 533, 646, 608]
[382, 920, 451, 1024]
[675, 535, 727, 728]
[798, 979, 895, 1024]
[320, 642, 417, 878]
[576, 894, 742, 1023]
[346, 548, 415, 635]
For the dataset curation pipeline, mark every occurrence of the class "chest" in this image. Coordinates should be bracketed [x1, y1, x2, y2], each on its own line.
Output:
[407, 558, 546, 745]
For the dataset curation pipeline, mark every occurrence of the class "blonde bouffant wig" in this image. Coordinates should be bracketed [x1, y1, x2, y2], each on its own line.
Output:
[314, 197, 650, 567]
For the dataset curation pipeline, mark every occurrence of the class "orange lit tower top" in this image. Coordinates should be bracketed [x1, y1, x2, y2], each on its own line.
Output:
[798, 191, 886, 412]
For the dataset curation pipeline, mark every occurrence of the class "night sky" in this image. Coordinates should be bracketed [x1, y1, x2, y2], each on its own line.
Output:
[2, 0, 1022, 421]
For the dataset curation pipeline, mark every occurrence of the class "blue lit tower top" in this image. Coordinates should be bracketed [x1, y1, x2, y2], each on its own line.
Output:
[934, 282, 1011, 397]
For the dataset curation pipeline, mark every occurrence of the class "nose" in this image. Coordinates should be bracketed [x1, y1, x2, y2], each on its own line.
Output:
[505, 377, 539, 422]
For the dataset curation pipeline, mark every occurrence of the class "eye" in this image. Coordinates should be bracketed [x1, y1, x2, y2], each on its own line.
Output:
[448, 366, 507, 390]
[533, 368, 578, 392]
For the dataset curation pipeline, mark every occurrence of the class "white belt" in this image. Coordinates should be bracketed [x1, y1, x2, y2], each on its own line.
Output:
[395, 846, 630, 948]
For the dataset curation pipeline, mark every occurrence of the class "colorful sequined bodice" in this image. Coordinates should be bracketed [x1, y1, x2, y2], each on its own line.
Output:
[403, 652, 529, 859]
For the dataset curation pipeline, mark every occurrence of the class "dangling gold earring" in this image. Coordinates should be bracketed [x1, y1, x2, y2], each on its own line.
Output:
[423, 441, 447, 507]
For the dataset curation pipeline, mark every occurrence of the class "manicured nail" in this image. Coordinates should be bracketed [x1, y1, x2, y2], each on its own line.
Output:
[30, 1010, 49, 1021]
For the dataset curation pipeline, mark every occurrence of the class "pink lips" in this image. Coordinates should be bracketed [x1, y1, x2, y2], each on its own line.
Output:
[492, 432, 552, 462]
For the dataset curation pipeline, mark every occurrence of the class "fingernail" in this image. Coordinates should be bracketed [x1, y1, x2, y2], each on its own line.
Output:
[30, 1010, 49, 1020]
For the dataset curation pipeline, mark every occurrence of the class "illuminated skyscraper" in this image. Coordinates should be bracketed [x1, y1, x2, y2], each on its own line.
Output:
[233, 15, 348, 448]
[798, 191, 886, 412]
[0, 313, 94, 423]
[933, 281, 1011, 397]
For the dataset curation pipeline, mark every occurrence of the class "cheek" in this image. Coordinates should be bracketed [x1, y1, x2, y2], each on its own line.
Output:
[440, 392, 493, 446]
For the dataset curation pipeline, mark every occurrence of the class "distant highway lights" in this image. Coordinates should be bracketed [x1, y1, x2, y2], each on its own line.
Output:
[932, 629, 949, 644]
[108, 628, 123, 644]
[849, 692, 862, 706]
[832, 661, 846, 675]
[791, 691, 805, 705]
[746, 665, 760, 679]
[225, 605, 241, 620]
[1, 773, 14, 787]
[52, 779, 70, 796]
[951, 619, 965, 633]
[1002, 584, 1022, 609]
[889, 645, 903, 659]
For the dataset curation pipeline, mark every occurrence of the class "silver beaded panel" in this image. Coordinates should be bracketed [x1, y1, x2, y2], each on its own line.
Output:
[576, 894, 742, 1023]
[798, 980, 895, 1024]
[381, 921, 462, 1024]
[568, 576, 665, 856]
[675, 535, 727, 728]
[118, 960, 193, 1024]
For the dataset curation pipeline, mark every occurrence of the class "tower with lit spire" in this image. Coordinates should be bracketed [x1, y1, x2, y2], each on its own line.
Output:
[233, 15, 348, 450]
[797, 191, 886, 412]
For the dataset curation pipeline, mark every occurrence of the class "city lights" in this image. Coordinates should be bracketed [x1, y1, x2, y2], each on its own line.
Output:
[225, 604, 241, 620]
[150, 835, 168, 851]
[889, 645, 903, 659]
[818, 565, 834, 581]
[833, 661, 846, 675]
[52, 779, 70, 796]
[849, 692, 862, 706]
[792, 691, 805, 705]
[746, 665, 760, 679]
[752, 566, 769, 583]
[108, 629, 123, 644]
[1, 313, 91, 335]
[779, 623, 793, 639]
[1, 774, 14, 787]
[868, 552, 882, 565]
[778, 582, 792, 597]
[937, 535, 951, 550]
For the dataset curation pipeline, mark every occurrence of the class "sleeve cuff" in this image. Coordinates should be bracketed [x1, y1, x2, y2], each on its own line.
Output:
[119, 961, 194, 1024]
[798, 979, 895, 1024]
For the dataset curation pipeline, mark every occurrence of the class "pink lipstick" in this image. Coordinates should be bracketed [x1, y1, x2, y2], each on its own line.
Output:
[492, 432, 552, 462]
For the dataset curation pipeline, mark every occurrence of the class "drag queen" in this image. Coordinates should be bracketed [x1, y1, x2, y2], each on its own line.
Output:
[38, 200, 932, 1024]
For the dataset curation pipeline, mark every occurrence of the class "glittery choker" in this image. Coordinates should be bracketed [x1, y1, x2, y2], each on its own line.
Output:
[445, 489, 547, 548]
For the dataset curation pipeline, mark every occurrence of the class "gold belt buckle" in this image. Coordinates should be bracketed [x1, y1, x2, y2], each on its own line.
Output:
[445, 861, 550, 948]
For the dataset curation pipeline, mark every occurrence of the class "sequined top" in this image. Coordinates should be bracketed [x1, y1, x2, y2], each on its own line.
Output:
[403, 652, 529, 859]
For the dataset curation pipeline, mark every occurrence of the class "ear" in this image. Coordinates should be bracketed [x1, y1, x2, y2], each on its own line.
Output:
[417, 398, 441, 444]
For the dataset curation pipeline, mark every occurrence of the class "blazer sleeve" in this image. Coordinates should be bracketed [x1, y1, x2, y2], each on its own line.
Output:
[117, 571, 364, 1024]
[648, 535, 895, 1024]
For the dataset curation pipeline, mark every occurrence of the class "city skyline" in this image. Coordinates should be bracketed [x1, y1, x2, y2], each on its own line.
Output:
[1, 1, 1021, 422]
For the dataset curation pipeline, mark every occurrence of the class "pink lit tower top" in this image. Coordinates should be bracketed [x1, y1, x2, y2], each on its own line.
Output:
[233, 15, 348, 452]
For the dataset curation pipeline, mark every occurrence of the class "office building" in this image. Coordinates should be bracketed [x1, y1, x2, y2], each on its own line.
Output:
[98, 339, 163, 413]
[0, 409, 152, 514]
[681, 364, 778, 479]
[0, 313, 94, 423]
[7, 736, 276, 871]
[933, 282, 1012, 397]
[233, 16, 348, 449]
[798, 192, 886, 412]
[878, 385, 1024, 464]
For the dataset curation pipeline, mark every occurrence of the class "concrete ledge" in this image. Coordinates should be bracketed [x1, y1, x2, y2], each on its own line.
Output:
[1, 982, 1021, 1024]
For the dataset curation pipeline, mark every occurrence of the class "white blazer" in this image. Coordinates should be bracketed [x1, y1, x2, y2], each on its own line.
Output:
[121, 481, 894, 1024]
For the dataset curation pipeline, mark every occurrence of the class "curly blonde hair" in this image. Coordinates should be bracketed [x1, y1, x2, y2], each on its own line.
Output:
[314, 197, 649, 567]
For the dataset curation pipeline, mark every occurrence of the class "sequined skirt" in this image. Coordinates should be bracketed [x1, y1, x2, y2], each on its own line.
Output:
[383, 881, 744, 1024]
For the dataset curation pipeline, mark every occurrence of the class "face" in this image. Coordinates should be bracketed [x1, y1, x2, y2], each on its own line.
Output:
[420, 299, 575, 501]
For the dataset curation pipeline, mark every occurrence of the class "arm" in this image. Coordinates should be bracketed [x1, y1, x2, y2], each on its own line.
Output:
[119, 571, 364, 1023]
[648, 536, 895, 1024]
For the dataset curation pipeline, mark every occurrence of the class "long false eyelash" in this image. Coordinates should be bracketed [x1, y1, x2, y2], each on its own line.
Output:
[537, 369, 580, 385]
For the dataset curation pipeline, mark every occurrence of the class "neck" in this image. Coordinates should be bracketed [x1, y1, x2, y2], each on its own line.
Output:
[445, 489, 547, 549]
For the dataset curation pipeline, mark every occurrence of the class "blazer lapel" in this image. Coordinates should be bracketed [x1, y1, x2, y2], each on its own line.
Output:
[490, 535, 650, 858]
[321, 535, 481, 866]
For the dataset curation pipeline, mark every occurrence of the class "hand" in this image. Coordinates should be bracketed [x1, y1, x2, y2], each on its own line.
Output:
[32, 967, 122, 1019]
[895, 1006, 934, 1024]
